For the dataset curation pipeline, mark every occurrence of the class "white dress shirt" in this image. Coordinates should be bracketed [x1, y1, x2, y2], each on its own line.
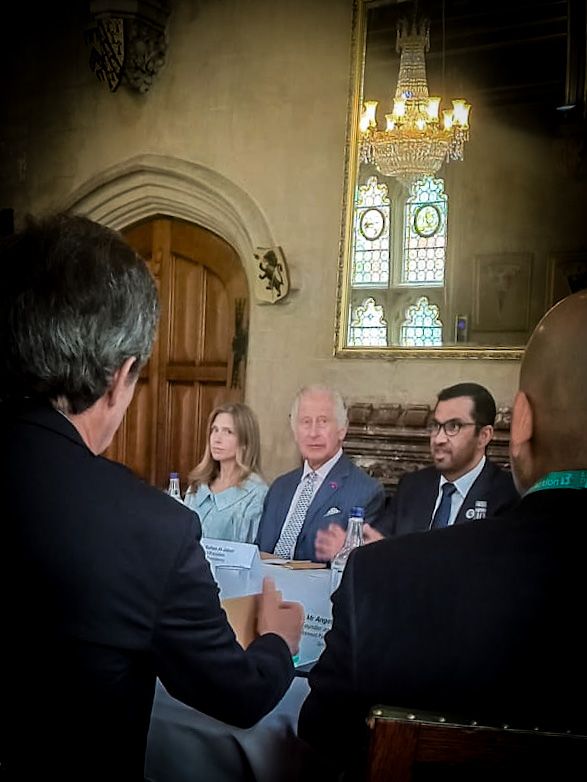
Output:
[431, 455, 486, 527]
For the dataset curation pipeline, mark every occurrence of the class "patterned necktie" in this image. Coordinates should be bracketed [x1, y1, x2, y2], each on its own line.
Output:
[430, 482, 457, 529]
[273, 471, 318, 558]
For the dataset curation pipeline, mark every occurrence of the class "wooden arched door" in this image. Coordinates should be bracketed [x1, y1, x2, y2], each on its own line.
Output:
[104, 217, 249, 491]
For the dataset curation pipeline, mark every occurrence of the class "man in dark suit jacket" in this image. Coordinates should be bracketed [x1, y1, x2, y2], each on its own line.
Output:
[375, 382, 519, 538]
[256, 385, 385, 562]
[298, 291, 587, 780]
[1, 214, 303, 782]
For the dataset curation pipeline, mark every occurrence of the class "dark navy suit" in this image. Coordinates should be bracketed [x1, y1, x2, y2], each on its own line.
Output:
[378, 459, 519, 537]
[299, 488, 587, 779]
[4, 403, 294, 781]
[256, 453, 385, 561]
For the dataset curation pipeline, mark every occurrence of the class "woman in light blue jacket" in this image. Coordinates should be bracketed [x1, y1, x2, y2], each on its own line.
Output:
[184, 402, 267, 543]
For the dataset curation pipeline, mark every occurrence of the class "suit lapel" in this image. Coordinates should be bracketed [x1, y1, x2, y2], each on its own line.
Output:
[455, 461, 493, 524]
[396, 468, 438, 534]
[419, 471, 440, 532]
[306, 454, 350, 522]
[294, 455, 352, 555]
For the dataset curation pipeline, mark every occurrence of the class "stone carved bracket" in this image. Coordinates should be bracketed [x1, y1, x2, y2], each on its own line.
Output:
[254, 246, 290, 303]
[344, 402, 512, 496]
[87, 1, 170, 94]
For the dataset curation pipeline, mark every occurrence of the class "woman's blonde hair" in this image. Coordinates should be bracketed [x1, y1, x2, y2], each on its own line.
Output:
[187, 402, 262, 490]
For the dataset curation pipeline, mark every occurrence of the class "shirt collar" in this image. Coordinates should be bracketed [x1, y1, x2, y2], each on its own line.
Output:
[440, 454, 486, 498]
[302, 448, 343, 480]
[194, 478, 256, 510]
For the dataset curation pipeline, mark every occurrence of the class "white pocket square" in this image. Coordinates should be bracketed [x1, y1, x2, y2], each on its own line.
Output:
[324, 507, 341, 517]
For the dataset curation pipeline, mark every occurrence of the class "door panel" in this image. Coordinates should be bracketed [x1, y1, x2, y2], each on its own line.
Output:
[203, 273, 231, 364]
[170, 257, 206, 363]
[104, 217, 248, 493]
[104, 377, 150, 470]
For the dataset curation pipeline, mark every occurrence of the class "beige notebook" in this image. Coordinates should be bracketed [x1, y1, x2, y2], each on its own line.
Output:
[221, 593, 259, 648]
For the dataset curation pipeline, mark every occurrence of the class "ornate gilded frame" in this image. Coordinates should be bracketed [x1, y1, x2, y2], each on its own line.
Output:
[333, 0, 524, 360]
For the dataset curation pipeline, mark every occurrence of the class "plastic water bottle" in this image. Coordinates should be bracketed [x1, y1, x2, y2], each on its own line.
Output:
[330, 506, 365, 593]
[167, 472, 183, 503]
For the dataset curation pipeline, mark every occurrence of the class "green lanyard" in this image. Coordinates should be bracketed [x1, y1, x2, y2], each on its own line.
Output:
[526, 470, 587, 495]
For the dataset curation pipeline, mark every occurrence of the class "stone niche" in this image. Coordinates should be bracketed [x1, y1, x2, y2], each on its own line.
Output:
[344, 402, 512, 497]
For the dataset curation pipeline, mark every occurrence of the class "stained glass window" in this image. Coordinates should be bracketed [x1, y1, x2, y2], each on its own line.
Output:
[400, 296, 443, 346]
[348, 297, 388, 346]
[402, 177, 447, 284]
[351, 176, 391, 286]
[346, 174, 450, 348]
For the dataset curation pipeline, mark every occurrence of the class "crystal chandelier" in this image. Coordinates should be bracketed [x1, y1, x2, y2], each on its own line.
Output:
[359, 17, 471, 191]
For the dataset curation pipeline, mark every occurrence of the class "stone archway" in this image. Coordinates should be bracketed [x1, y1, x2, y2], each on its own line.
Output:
[65, 156, 276, 488]
[64, 153, 278, 300]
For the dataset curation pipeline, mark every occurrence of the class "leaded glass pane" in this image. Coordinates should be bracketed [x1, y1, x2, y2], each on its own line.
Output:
[402, 177, 447, 284]
[352, 176, 391, 286]
[400, 296, 443, 347]
[348, 297, 388, 346]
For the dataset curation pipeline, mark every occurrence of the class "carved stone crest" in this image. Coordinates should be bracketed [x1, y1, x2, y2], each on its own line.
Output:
[254, 246, 290, 303]
[86, 1, 170, 94]
[86, 17, 125, 92]
[123, 17, 168, 94]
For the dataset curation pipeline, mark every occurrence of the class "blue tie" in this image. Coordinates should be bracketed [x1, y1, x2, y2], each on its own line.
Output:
[431, 482, 456, 529]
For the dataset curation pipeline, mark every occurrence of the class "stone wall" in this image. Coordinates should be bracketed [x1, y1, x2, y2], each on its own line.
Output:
[1, 1, 583, 479]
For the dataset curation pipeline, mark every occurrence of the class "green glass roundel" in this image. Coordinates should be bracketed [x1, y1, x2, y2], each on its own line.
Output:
[414, 204, 441, 237]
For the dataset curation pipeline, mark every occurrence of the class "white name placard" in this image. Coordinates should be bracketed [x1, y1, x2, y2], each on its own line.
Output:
[201, 538, 260, 570]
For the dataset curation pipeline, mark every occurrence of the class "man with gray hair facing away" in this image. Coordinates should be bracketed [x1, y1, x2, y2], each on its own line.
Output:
[1, 213, 303, 781]
[256, 384, 385, 562]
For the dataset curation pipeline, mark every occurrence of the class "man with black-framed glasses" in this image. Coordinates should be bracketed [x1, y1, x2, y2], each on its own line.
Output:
[299, 292, 587, 782]
[371, 382, 519, 538]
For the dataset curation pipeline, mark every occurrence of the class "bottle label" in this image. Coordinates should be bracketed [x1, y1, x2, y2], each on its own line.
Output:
[330, 563, 344, 594]
[167, 480, 183, 503]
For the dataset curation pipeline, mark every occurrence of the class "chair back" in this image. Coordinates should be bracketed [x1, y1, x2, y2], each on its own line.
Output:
[366, 704, 587, 782]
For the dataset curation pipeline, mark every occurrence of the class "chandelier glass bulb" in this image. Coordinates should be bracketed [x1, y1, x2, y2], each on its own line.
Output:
[359, 18, 471, 191]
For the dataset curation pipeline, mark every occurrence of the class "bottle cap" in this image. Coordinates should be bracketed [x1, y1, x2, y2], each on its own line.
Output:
[170, 472, 179, 479]
[350, 506, 365, 518]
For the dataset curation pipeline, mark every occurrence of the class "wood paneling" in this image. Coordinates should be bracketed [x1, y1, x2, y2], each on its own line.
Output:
[103, 218, 248, 492]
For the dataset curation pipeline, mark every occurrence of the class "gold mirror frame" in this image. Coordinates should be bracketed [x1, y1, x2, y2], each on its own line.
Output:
[334, 0, 525, 361]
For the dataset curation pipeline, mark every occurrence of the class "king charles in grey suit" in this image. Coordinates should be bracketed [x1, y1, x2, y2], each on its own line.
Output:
[256, 386, 384, 562]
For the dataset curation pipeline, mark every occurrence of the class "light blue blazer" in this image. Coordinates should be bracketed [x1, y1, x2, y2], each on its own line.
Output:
[184, 474, 268, 544]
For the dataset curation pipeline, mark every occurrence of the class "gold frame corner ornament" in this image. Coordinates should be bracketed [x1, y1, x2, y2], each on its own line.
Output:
[334, 0, 524, 361]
